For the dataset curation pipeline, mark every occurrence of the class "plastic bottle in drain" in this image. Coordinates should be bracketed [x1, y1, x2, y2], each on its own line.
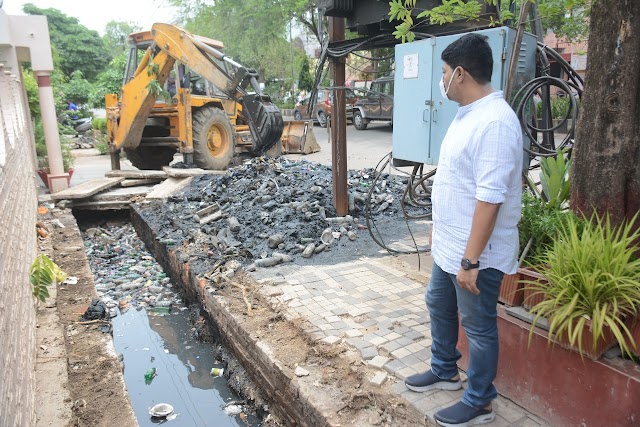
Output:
[144, 367, 157, 383]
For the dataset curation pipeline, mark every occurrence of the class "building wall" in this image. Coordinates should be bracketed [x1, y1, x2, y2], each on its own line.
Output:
[0, 65, 38, 427]
[543, 32, 589, 77]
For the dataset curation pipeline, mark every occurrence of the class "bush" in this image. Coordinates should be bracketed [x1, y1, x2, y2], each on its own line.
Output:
[61, 70, 93, 106]
[551, 97, 571, 120]
[35, 118, 75, 172]
[276, 101, 296, 110]
[519, 191, 581, 264]
[536, 96, 575, 120]
[34, 120, 47, 157]
[22, 69, 41, 118]
[94, 134, 109, 155]
[92, 118, 108, 134]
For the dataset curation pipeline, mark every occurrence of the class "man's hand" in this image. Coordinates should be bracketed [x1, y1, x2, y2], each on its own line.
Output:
[457, 268, 480, 295]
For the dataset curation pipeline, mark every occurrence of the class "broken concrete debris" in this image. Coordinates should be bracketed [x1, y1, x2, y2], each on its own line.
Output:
[294, 366, 310, 377]
[135, 157, 423, 274]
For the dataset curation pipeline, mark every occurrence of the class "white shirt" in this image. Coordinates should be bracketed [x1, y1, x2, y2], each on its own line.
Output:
[431, 91, 522, 275]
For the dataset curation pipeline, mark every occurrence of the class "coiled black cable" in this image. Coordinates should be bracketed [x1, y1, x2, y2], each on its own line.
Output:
[512, 42, 584, 157]
[401, 164, 436, 220]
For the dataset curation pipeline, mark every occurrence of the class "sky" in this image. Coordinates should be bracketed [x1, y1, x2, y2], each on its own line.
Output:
[2, 0, 177, 35]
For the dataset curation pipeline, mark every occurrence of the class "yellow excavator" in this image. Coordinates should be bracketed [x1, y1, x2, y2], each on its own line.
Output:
[106, 23, 319, 171]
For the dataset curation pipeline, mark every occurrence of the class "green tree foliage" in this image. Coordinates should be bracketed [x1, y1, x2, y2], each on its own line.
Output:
[168, 0, 306, 83]
[61, 70, 93, 105]
[298, 55, 314, 92]
[389, 0, 591, 43]
[103, 20, 141, 57]
[89, 52, 128, 107]
[537, 0, 591, 42]
[23, 3, 111, 81]
[22, 69, 40, 118]
[290, 0, 322, 44]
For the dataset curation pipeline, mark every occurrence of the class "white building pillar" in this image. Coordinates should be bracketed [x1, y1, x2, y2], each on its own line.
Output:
[35, 70, 68, 192]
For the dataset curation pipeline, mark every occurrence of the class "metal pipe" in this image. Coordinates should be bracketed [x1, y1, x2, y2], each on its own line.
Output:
[191, 37, 244, 69]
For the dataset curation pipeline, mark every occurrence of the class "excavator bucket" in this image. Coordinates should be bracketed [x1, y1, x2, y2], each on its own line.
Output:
[280, 120, 321, 155]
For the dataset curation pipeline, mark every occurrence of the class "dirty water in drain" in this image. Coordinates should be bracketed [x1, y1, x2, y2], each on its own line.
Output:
[80, 218, 261, 426]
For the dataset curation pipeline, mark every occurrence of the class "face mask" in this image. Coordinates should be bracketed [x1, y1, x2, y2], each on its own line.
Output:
[439, 67, 459, 100]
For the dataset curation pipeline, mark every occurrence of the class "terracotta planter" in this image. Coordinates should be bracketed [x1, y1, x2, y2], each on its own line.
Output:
[553, 319, 617, 361]
[37, 168, 74, 189]
[520, 267, 548, 310]
[499, 271, 524, 307]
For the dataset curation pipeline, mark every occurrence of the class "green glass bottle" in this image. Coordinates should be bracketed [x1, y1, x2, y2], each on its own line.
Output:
[144, 367, 156, 384]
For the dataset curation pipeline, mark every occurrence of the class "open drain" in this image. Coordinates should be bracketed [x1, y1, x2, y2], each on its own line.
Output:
[80, 219, 266, 426]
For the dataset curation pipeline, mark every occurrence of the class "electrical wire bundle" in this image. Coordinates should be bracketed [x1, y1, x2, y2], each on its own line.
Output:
[364, 153, 432, 267]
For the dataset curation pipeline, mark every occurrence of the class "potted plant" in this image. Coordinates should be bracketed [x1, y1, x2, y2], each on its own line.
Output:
[515, 192, 577, 309]
[499, 152, 571, 308]
[528, 213, 640, 360]
[36, 126, 75, 188]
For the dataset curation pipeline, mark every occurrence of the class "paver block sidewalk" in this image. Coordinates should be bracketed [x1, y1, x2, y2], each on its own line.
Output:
[251, 256, 551, 427]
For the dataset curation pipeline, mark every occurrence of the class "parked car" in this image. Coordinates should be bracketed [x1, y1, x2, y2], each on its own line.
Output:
[352, 75, 394, 130]
[293, 89, 358, 127]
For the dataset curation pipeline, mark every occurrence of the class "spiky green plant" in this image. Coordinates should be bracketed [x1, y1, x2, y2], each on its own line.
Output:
[528, 213, 640, 358]
[527, 150, 571, 211]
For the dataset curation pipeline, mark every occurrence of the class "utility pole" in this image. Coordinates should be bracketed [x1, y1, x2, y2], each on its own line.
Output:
[329, 16, 348, 216]
[289, 20, 296, 94]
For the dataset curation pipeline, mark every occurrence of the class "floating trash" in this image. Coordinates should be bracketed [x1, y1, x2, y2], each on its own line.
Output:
[224, 404, 243, 415]
[149, 403, 174, 418]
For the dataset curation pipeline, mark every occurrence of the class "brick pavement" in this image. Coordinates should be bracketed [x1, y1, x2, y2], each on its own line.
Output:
[252, 253, 550, 426]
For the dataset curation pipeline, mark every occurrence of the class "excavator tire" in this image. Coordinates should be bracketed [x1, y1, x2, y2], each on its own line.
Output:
[124, 146, 176, 170]
[192, 106, 234, 170]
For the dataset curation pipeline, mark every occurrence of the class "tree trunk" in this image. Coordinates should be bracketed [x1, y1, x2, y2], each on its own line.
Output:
[571, 0, 640, 227]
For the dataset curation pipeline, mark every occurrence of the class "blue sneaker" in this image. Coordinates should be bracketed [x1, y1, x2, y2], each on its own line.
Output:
[434, 401, 495, 427]
[404, 370, 462, 392]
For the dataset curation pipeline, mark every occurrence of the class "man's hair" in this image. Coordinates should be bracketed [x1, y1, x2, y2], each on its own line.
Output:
[441, 33, 493, 84]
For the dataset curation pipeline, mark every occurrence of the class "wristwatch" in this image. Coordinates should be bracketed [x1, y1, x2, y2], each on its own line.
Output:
[461, 258, 480, 270]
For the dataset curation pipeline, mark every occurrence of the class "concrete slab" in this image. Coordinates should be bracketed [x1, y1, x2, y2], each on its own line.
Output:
[162, 166, 226, 178]
[146, 177, 193, 199]
[70, 200, 133, 210]
[50, 177, 125, 200]
[89, 185, 156, 201]
[120, 178, 164, 187]
[105, 170, 168, 179]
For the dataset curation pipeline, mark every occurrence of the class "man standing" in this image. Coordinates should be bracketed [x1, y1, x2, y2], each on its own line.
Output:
[404, 34, 522, 426]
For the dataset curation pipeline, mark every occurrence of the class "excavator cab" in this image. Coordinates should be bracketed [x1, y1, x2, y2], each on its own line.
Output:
[107, 24, 317, 171]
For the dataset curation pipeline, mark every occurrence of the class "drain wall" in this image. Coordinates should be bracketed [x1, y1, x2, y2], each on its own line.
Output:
[131, 204, 334, 427]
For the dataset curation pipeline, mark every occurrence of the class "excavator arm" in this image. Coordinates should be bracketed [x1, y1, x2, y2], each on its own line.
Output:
[110, 23, 283, 155]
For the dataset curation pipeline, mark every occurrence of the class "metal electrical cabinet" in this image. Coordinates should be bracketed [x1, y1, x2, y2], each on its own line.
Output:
[392, 27, 536, 166]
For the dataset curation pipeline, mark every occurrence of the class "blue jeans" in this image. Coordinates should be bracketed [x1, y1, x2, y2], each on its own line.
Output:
[426, 262, 503, 409]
